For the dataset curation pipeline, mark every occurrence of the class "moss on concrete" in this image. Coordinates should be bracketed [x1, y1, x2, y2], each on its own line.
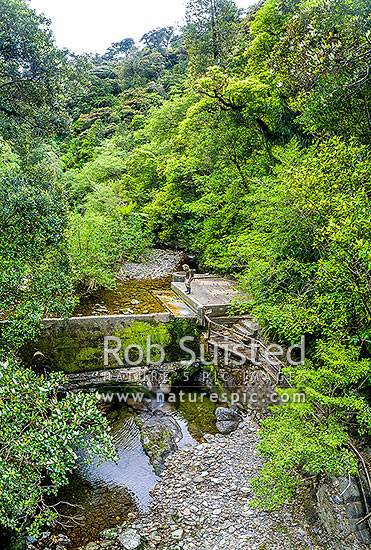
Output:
[20, 317, 200, 374]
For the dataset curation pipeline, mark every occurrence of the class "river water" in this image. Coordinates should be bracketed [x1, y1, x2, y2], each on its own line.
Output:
[73, 278, 171, 317]
[50, 390, 220, 549]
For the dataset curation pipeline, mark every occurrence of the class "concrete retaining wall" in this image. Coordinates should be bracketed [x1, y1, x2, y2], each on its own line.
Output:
[41, 312, 173, 335]
[21, 313, 199, 375]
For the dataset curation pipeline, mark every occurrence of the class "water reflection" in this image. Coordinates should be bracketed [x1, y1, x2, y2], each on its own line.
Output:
[55, 411, 157, 548]
[42, 390, 219, 549]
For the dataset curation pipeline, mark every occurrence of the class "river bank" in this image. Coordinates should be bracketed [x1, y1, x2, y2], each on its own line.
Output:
[118, 249, 185, 281]
[77, 416, 322, 550]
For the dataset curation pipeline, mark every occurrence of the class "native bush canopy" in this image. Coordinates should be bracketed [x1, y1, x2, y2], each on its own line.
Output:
[2, 0, 371, 533]
[0, 0, 116, 536]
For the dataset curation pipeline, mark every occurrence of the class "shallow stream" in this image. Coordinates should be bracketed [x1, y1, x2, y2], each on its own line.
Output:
[50, 389, 221, 549]
[73, 277, 171, 317]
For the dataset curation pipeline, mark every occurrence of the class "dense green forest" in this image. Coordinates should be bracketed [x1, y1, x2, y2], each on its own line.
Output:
[1, 0, 371, 536]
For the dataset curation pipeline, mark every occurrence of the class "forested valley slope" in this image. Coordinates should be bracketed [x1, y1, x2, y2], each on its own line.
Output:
[1, 0, 371, 539]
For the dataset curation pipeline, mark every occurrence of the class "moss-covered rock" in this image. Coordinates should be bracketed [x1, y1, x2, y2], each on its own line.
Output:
[135, 412, 181, 474]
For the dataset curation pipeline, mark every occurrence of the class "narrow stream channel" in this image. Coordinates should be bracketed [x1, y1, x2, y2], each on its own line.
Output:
[49, 389, 221, 549]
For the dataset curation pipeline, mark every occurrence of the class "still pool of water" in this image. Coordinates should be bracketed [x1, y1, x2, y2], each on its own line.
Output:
[73, 278, 171, 317]
[51, 390, 220, 549]
[54, 410, 156, 549]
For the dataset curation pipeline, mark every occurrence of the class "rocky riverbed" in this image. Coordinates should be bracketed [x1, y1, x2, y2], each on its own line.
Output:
[79, 417, 322, 550]
[118, 249, 185, 281]
[28, 407, 371, 550]
[128, 417, 320, 550]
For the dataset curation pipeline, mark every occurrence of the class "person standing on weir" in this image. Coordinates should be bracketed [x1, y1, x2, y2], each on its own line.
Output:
[183, 264, 194, 295]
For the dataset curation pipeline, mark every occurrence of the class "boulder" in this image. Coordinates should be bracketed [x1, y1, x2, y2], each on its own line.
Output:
[136, 412, 181, 474]
[215, 407, 242, 433]
[215, 407, 241, 422]
[216, 420, 240, 434]
[315, 476, 371, 550]
[118, 528, 141, 550]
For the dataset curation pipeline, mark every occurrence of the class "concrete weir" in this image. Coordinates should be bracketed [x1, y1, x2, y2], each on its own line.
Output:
[39, 272, 241, 332]
[26, 311, 199, 375]
[171, 272, 244, 321]
[41, 312, 176, 332]
[20, 273, 254, 383]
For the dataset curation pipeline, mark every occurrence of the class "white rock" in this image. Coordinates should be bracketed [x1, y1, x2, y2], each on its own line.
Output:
[118, 529, 141, 550]
[172, 528, 184, 540]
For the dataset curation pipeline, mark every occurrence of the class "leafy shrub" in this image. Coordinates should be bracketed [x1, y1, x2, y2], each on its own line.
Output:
[251, 342, 371, 509]
[68, 210, 153, 292]
[0, 355, 115, 536]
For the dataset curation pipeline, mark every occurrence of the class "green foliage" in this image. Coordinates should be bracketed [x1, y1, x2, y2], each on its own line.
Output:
[103, 38, 135, 60]
[184, 0, 241, 74]
[145, 92, 199, 143]
[241, 138, 371, 344]
[270, 0, 371, 140]
[68, 210, 153, 292]
[251, 342, 371, 509]
[0, 152, 116, 536]
[0, 4, 117, 538]
[0, 0, 88, 148]
[141, 27, 176, 51]
[0, 163, 75, 350]
[0, 355, 115, 536]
